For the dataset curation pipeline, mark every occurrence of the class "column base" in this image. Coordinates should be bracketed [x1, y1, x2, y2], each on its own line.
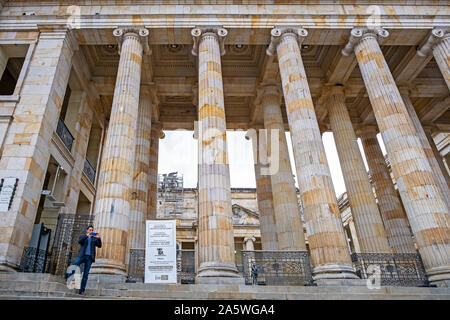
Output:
[0, 257, 18, 272]
[315, 279, 367, 287]
[197, 261, 241, 279]
[426, 265, 450, 287]
[196, 276, 245, 285]
[312, 264, 359, 281]
[89, 259, 127, 276]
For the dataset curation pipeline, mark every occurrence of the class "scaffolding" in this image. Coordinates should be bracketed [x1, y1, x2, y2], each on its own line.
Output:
[158, 172, 184, 215]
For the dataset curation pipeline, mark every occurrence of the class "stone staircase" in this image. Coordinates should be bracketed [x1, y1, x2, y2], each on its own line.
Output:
[1, 273, 449, 300]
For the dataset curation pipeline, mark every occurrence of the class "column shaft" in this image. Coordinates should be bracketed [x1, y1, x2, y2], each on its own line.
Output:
[433, 33, 450, 90]
[270, 28, 356, 279]
[327, 88, 391, 253]
[0, 28, 74, 271]
[360, 128, 417, 253]
[147, 123, 160, 220]
[402, 94, 450, 208]
[194, 28, 239, 278]
[261, 88, 306, 250]
[93, 29, 146, 275]
[126, 87, 152, 269]
[350, 28, 450, 283]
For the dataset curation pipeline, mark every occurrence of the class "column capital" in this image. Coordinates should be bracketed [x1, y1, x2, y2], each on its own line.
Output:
[341, 27, 389, 56]
[151, 122, 165, 139]
[244, 236, 256, 243]
[417, 27, 450, 57]
[355, 125, 379, 139]
[266, 26, 308, 56]
[255, 83, 283, 106]
[191, 27, 228, 56]
[113, 27, 150, 55]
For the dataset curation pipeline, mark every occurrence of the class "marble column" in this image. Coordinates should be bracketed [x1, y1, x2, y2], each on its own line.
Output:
[0, 27, 76, 271]
[359, 126, 417, 253]
[125, 86, 153, 271]
[401, 91, 450, 208]
[147, 122, 162, 220]
[92, 27, 149, 275]
[417, 28, 450, 90]
[257, 85, 306, 250]
[192, 27, 240, 280]
[246, 128, 279, 250]
[343, 27, 450, 284]
[267, 27, 356, 280]
[424, 128, 450, 192]
[326, 86, 391, 253]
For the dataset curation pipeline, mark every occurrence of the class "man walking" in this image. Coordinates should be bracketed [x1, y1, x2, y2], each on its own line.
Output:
[66, 225, 101, 295]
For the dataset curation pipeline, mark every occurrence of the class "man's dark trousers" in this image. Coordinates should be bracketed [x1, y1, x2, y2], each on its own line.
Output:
[71, 255, 93, 293]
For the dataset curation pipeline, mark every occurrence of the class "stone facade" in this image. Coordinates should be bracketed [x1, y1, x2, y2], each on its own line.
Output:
[0, 1, 449, 287]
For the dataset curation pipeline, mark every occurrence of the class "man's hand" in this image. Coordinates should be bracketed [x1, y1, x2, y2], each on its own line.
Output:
[94, 233, 100, 238]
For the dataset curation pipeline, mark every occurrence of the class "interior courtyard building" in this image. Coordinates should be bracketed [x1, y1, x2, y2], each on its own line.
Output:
[0, 0, 450, 299]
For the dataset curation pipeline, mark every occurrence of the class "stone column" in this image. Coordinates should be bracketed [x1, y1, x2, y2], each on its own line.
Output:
[125, 86, 153, 271]
[343, 27, 450, 285]
[246, 128, 279, 250]
[192, 27, 241, 280]
[257, 85, 306, 250]
[92, 27, 149, 275]
[326, 86, 391, 253]
[64, 92, 94, 213]
[267, 27, 356, 280]
[424, 129, 450, 190]
[401, 91, 450, 208]
[244, 236, 256, 251]
[147, 122, 162, 220]
[417, 28, 450, 90]
[359, 126, 417, 253]
[347, 219, 361, 253]
[0, 27, 76, 271]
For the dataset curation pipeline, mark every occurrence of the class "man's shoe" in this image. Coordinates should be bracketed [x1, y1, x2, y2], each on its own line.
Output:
[78, 291, 86, 295]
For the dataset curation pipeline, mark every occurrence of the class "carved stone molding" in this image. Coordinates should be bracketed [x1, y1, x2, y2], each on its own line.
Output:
[113, 27, 150, 55]
[341, 27, 389, 56]
[191, 27, 228, 56]
[266, 26, 308, 56]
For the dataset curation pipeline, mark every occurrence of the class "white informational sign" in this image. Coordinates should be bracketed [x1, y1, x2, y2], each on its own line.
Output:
[145, 220, 177, 283]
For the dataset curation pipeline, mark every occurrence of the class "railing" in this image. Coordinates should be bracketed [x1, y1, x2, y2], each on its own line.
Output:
[351, 253, 428, 287]
[241, 250, 314, 286]
[56, 117, 74, 152]
[19, 247, 49, 273]
[127, 249, 196, 284]
[83, 158, 96, 184]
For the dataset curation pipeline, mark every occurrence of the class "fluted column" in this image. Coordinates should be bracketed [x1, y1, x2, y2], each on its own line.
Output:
[359, 126, 416, 253]
[125, 86, 153, 271]
[343, 27, 450, 284]
[267, 27, 356, 280]
[257, 85, 306, 250]
[192, 27, 240, 279]
[246, 128, 279, 250]
[148, 122, 163, 220]
[418, 28, 450, 90]
[424, 128, 450, 192]
[326, 86, 391, 253]
[92, 27, 149, 275]
[401, 91, 450, 208]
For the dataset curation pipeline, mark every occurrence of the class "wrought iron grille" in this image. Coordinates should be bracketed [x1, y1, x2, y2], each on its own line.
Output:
[56, 117, 74, 152]
[351, 253, 429, 287]
[241, 250, 314, 286]
[47, 213, 94, 275]
[127, 248, 196, 283]
[83, 158, 96, 184]
[19, 247, 48, 273]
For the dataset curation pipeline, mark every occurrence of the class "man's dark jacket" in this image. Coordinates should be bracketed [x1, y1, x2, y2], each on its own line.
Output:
[77, 234, 102, 262]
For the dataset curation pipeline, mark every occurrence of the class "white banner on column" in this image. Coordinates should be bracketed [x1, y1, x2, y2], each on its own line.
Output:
[145, 220, 177, 283]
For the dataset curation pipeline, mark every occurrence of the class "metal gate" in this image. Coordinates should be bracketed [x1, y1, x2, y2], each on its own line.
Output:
[47, 213, 94, 275]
